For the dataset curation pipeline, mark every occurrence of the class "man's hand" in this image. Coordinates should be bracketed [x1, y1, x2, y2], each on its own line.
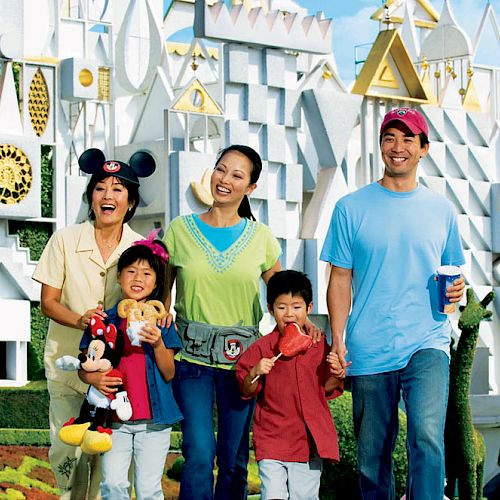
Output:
[447, 276, 465, 303]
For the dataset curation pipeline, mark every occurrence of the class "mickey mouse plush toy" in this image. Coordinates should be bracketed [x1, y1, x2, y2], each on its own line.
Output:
[56, 315, 132, 454]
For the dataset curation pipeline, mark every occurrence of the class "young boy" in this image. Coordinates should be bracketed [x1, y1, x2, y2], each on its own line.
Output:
[236, 270, 343, 500]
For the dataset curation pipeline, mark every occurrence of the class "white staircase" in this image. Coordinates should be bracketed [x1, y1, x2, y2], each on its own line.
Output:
[0, 220, 41, 301]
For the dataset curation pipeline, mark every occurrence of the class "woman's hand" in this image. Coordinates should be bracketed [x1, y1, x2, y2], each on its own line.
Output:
[303, 318, 324, 344]
[76, 304, 107, 330]
[81, 369, 122, 397]
[157, 312, 175, 329]
[41, 284, 107, 330]
[140, 323, 163, 348]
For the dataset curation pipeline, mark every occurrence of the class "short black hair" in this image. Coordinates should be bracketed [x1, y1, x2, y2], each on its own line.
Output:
[85, 175, 140, 223]
[267, 270, 313, 308]
[117, 241, 168, 301]
[379, 127, 430, 148]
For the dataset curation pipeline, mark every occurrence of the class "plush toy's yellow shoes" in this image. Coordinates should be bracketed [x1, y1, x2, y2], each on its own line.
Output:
[80, 428, 112, 455]
[59, 421, 91, 446]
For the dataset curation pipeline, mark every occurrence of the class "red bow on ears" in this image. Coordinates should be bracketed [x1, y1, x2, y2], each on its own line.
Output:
[89, 316, 118, 349]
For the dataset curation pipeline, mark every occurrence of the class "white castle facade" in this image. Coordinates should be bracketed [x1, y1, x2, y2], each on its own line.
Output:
[1, 0, 500, 487]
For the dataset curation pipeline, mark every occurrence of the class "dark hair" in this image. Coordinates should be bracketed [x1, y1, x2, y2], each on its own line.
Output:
[215, 144, 262, 221]
[418, 132, 430, 146]
[117, 241, 168, 301]
[85, 175, 140, 223]
[379, 127, 430, 148]
[267, 270, 313, 308]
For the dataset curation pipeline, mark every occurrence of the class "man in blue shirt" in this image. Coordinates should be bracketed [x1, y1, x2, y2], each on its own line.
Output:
[321, 108, 465, 499]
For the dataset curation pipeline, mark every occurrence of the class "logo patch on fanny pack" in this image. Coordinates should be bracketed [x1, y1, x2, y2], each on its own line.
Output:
[224, 339, 243, 361]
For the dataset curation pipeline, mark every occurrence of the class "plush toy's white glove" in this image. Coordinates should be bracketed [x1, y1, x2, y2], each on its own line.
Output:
[110, 391, 133, 421]
[56, 355, 81, 371]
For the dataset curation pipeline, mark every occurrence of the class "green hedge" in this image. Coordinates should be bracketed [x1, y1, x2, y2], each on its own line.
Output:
[0, 429, 50, 446]
[8, 221, 52, 262]
[0, 381, 49, 429]
[28, 303, 48, 381]
[320, 391, 408, 498]
[0, 429, 183, 448]
[40, 145, 53, 218]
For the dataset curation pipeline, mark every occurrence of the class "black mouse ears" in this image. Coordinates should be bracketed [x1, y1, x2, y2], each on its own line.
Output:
[78, 148, 156, 185]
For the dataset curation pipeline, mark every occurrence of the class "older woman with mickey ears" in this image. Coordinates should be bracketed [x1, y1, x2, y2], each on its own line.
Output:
[33, 148, 155, 500]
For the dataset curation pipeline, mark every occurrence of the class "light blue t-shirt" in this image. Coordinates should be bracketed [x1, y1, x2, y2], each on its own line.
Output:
[320, 182, 465, 376]
[193, 214, 247, 252]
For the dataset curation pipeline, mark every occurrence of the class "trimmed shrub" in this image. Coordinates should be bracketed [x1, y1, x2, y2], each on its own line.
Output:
[0, 381, 49, 429]
[320, 391, 408, 499]
[8, 220, 52, 262]
[28, 303, 48, 381]
[40, 145, 53, 218]
[0, 428, 50, 446]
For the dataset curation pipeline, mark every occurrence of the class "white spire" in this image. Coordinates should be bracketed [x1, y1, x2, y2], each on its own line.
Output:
[400, 0, 420, 61]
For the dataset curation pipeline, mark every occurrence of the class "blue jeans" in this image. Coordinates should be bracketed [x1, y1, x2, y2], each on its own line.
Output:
[351, 348, 449, 500]
[173, 361, 255, 500]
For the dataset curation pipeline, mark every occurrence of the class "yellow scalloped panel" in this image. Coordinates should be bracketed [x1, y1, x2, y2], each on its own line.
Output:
[98, 67, 111, 101]
[0, 144, 33, 205]
[28, 69, 50, 137]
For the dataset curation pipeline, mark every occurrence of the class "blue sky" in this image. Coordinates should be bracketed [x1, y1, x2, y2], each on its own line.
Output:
[165, 0, 500, 85]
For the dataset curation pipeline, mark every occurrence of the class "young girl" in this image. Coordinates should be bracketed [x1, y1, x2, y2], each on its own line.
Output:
[79, 232, 182, 500]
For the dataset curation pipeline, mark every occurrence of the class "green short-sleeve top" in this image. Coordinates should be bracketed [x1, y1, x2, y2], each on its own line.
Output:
[164, 215, 281, 327]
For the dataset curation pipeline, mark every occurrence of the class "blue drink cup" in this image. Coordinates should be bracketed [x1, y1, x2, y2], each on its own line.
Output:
[436, 265, 461, 314]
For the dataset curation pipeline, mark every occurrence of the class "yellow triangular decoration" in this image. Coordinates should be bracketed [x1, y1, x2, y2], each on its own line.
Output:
[171, 78, 223, 115]
[370, 0, 439, 29]
[421, 69, 437, 106]
[352, 30, 430, 104]
[462, 78, 482, 113]
[374, 59, 399, 89]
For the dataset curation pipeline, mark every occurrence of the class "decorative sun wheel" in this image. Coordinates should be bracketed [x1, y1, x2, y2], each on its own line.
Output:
[0, 144, 33, 205]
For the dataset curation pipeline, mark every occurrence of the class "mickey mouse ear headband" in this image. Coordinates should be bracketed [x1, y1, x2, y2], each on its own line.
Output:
[78, 148, 156, 185]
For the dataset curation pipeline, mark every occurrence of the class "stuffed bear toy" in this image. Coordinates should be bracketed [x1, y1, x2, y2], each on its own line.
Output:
[56, 315, 132, 454]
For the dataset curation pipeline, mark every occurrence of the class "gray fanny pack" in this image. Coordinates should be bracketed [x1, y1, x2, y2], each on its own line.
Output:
[176, 317, 260, 365]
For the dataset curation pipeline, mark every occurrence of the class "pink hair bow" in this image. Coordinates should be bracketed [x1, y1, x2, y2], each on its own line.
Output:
[132, 228, 169, 263]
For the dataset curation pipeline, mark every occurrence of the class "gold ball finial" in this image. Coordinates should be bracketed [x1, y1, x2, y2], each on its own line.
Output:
[445, 60, 452, 74]
[191, 54, 199, 72]
[459, 88, 466, 96]
[434, 70, 441, 79]
[421, 56, 429, 71]
[467, 64, 474, 78]
[382, 3, 392, 27]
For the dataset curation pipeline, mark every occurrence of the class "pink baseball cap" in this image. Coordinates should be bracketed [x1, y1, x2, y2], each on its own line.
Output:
[380, 107, 428, 137]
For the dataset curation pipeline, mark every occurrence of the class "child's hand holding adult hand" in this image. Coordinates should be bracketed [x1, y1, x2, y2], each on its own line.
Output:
[327, 352, 346, 379]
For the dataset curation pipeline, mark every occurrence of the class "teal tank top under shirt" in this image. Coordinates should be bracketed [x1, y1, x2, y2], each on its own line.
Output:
[193, 214, 247, 252]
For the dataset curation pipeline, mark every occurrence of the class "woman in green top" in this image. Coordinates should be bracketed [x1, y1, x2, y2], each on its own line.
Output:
[164, 145, 281, 499]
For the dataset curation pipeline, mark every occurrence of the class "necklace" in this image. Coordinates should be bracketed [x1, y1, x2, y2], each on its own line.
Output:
[95, 230, 121, 250]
